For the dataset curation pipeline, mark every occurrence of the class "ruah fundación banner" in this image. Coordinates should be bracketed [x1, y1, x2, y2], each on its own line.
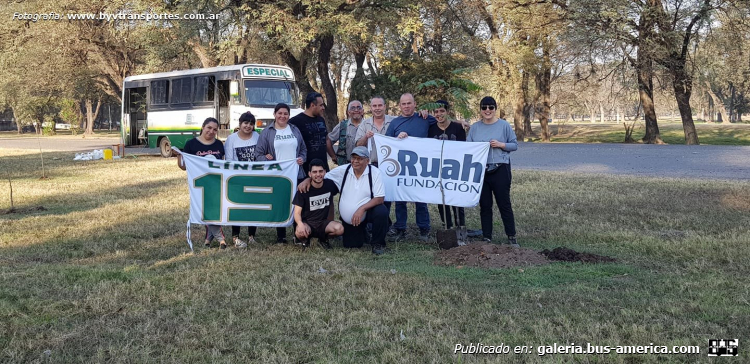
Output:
[176, 148, 298, 249]
[373, 135, 489, 207]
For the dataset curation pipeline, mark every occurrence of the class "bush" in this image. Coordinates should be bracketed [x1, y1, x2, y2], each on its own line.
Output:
[42, 116, 56, 135]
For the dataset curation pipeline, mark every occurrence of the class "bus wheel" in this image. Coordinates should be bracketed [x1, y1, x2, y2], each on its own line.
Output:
[159, 137, 173, 158]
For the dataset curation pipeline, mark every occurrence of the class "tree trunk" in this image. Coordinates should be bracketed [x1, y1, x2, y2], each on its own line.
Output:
[433, 7, 443, 54]
[535, 43, 552, 142]
[672, 63, 698, 144]
[704, 81, 729, 125]
[188, 39, 217, 68]
[521, 69, 535, 138]
[280, 49, 314, 100]
[84, 97, 102, 135]
[513, 71, 526, 140]
[349, 46, 368, 103]
[729, 83, 736, 122]
[9, 107, 22, 134]
[638, 61, 661, 144]
[636, 0, 662, 144]
[317, 34, 339, 130]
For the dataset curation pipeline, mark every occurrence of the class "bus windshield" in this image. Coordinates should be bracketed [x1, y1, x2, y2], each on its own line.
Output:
[244, 80, 299, 107]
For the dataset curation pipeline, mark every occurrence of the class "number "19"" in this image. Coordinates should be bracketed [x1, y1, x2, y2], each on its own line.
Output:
[193, 174, 293, 223]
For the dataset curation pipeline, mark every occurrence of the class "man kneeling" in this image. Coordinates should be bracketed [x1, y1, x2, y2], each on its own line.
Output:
[299, 147, 389, 255]
[293, 159, 344, 249]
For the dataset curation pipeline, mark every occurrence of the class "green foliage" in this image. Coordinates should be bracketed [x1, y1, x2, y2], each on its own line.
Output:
[58, 99, 79, 125]
[42, 115, 55, 136]
[356, 56, 481, 116]
[14, 97, 56, 132]
[416, 68, 482, 119]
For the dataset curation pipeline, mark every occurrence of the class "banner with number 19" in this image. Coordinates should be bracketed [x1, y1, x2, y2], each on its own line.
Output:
[180, 151, 299, 227]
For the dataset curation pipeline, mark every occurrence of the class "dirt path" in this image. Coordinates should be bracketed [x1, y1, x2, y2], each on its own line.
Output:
[512, 142, 750, 180]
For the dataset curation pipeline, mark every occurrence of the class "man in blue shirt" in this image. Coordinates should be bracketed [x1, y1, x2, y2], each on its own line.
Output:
[385, 93, 438, 242]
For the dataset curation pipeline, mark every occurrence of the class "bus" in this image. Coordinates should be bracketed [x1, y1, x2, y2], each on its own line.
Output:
[121, 64, 302, 157]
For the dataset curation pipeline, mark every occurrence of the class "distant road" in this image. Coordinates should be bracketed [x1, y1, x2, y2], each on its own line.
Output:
[0, 136, 121, 152]
[512, 142, 750, 180]
[2, 136, 749, 180]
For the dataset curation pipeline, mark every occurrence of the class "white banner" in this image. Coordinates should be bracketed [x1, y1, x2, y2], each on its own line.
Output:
[373, 135, 489, 207]
[179, 149, 298, 228]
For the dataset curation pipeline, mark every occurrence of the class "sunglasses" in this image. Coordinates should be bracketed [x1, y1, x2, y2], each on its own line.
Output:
[481, 105, 496, 110]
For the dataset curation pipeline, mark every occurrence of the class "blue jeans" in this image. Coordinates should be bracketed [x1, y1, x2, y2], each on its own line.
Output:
[394, 202, 430, 231]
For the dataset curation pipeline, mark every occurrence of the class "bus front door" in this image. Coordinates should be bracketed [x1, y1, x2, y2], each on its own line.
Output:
[126, 88, 147, 146]
[217, 80, 231, 139]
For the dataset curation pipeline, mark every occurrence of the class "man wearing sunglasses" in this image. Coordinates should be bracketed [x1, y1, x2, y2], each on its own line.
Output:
[327, 100, 365, 165]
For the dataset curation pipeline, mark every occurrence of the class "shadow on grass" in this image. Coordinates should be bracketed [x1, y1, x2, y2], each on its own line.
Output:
[1, 176, 184, 219]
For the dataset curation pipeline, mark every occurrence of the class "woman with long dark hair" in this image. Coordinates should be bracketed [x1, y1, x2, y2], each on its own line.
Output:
[177, 117, 227, 249]
[225, 112, 260, 248]
[466, 97, 519, 247]
[254, 103, 307, 243]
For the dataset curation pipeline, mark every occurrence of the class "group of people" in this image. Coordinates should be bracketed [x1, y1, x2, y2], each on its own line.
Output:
[176, 91, 518, 255]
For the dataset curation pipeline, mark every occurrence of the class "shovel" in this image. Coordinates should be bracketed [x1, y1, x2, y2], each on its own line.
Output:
[436, 141, 458, 250]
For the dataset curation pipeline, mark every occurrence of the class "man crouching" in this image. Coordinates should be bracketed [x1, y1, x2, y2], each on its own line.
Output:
[293, 159, 344, 249]
[298, 147, 389, 255]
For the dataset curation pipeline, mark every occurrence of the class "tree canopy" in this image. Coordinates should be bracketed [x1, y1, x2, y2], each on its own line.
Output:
[2, 0, 749, 142]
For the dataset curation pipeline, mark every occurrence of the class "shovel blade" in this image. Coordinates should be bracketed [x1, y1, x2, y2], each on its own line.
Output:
[436, 229, 458, 250]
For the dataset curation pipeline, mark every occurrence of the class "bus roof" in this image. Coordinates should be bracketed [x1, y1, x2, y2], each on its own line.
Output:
[123, 64, 296, 83]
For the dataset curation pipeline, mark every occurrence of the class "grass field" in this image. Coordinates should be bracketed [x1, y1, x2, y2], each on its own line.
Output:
[3, 121, 750, 146]
[0, 148, 748, 362]
[525, 121, 750, 145]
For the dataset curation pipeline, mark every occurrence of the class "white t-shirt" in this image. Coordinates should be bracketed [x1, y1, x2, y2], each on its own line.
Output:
[273, 126, 297, 162]
[224, 132, 259, 161]
[325, 164, 386, 224]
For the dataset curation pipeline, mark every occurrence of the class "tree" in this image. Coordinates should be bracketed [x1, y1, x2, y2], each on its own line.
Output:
[654, 0, 717, 144]
[696, 3, 750, 124]
[568, 0, 665, 143]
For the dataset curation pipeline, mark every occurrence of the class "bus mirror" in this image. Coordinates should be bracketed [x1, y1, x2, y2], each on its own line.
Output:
[230, 81, 239, 97]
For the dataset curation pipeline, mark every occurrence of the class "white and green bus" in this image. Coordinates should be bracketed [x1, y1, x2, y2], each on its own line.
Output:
[121, 64, 302, 157]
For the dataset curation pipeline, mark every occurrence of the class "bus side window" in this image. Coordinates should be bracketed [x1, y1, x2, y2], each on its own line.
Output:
[171, 77, 193, 105]
[194, 76, 215, 104]
[150, 80, 169, 105]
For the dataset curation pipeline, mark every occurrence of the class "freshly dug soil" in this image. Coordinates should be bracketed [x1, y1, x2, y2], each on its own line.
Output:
[435, 243, 550, 269]
[540, 247, 616, 263]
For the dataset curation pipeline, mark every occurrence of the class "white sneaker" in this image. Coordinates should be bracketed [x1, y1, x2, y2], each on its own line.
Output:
[247, 236, 257, 244]
[234, 237, 247, 248]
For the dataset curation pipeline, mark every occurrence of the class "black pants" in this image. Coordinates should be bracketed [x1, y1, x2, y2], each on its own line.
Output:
[342, 204, 389, 248]
[437, 205, 465, 229]
[372, 162, 394, 229]
[480, 163, 516, 239]
[231, 226, 257, 238]
[383, 201, 393, 228]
